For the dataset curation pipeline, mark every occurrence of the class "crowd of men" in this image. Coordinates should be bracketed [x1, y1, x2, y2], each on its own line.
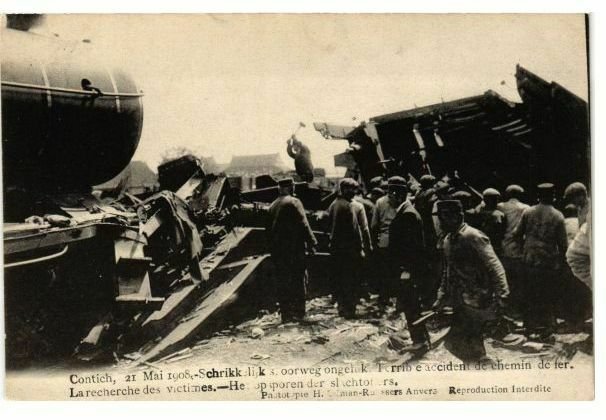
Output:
[265, 174, 592, 362]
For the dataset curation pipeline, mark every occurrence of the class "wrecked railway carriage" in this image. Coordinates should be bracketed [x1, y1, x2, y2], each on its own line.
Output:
[2, 18, 589, 368]
[315, 65, 589, 198]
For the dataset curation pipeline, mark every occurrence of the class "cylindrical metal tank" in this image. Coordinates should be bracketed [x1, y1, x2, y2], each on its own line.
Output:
[1, 27, 144, 190]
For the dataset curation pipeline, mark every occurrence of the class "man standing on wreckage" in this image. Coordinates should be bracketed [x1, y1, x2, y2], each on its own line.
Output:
[432, 200, 510, 362]
[266, 178, 318, 323]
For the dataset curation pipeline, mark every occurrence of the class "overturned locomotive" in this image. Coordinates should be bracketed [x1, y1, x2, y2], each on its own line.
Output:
[2, 17, 276, 367]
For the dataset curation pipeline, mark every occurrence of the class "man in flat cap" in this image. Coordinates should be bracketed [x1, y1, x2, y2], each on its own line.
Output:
[353, 185, 376, 227]
[498, 185, 529, 259]
[388, 181, 430, 350]
[368, 176, 385, 191]
[513, 183, 568, 340]
[368, 187, 386, 204]
[414, 174, 438, 252]
[371, 176, 407, 307]
[564, 182, 590, 226]
[433, 200, 509, 361]
[476, 188, 506, 256]
[431, 180, 453, 245]
[267, 178, 318, 322]
[451, 190, 478, 227]
[496, 185, 530, 313]
[365, 176, 386, 204]
[327, 178, 372, 318]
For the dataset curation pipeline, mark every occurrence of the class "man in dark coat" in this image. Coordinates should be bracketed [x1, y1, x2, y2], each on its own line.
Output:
[388, 183, 430, 350]
[287, 135, 314, 183]
[371, 176, 407, 306]
[475, 188, 506, 256]
[433, 200, 509, 361]
[328, 178, 371, 318]
[414, 174, 438, 251]
[267, 178, 317, 322]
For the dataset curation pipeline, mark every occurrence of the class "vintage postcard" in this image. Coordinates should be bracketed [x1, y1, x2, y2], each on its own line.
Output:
[1, 13, 593, 401]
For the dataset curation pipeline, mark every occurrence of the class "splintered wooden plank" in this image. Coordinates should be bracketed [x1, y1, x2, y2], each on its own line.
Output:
[138, 227, 253, 332]
[138, 255, 270, 364]
[141, 281, 202, 329]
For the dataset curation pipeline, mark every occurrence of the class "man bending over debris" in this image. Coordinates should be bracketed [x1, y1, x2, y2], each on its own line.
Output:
[433, 200, 509, 362]
[267, 178, 317, 323]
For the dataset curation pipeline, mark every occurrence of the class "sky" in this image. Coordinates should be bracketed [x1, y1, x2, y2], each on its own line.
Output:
[32, 14, 588, 174]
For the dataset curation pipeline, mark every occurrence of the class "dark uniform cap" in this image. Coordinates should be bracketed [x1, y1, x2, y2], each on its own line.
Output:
[482, 188, 501, 198]
[371, 187, 385, 196]
[505, 184, 525, 195]
[436, 200, 463, 213]
[278, 177, 294, 187]
[451, 190, 472, 199]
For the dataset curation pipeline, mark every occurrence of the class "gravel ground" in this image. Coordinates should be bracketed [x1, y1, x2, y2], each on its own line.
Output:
[117, 295, 593, 371]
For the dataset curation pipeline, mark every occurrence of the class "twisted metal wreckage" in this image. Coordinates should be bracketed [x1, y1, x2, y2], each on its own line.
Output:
[2, 16, 589, 367]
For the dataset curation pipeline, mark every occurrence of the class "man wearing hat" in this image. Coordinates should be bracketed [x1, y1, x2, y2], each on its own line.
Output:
[267, 178, 318, 322]
[498, 185, 530, 258]
[365, 176, 386, 204]
[327, 178, 372, 318]
[564, 182, 590, 226]
[496, 185, 530, 313]
[368, 176, 385, 191]
[513, 183, 568, 340]
[366, 187, 383, 204]
[414, 174, 438, 251]
[433, 200, 509, 361]
[431, 180, 453, 244]
[388, 181, 430, 350]
[451, 190, 478, 228]
[371, 176, 407, 306]
[353, 186, 376, 226]
[476, 188, 505, 256]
